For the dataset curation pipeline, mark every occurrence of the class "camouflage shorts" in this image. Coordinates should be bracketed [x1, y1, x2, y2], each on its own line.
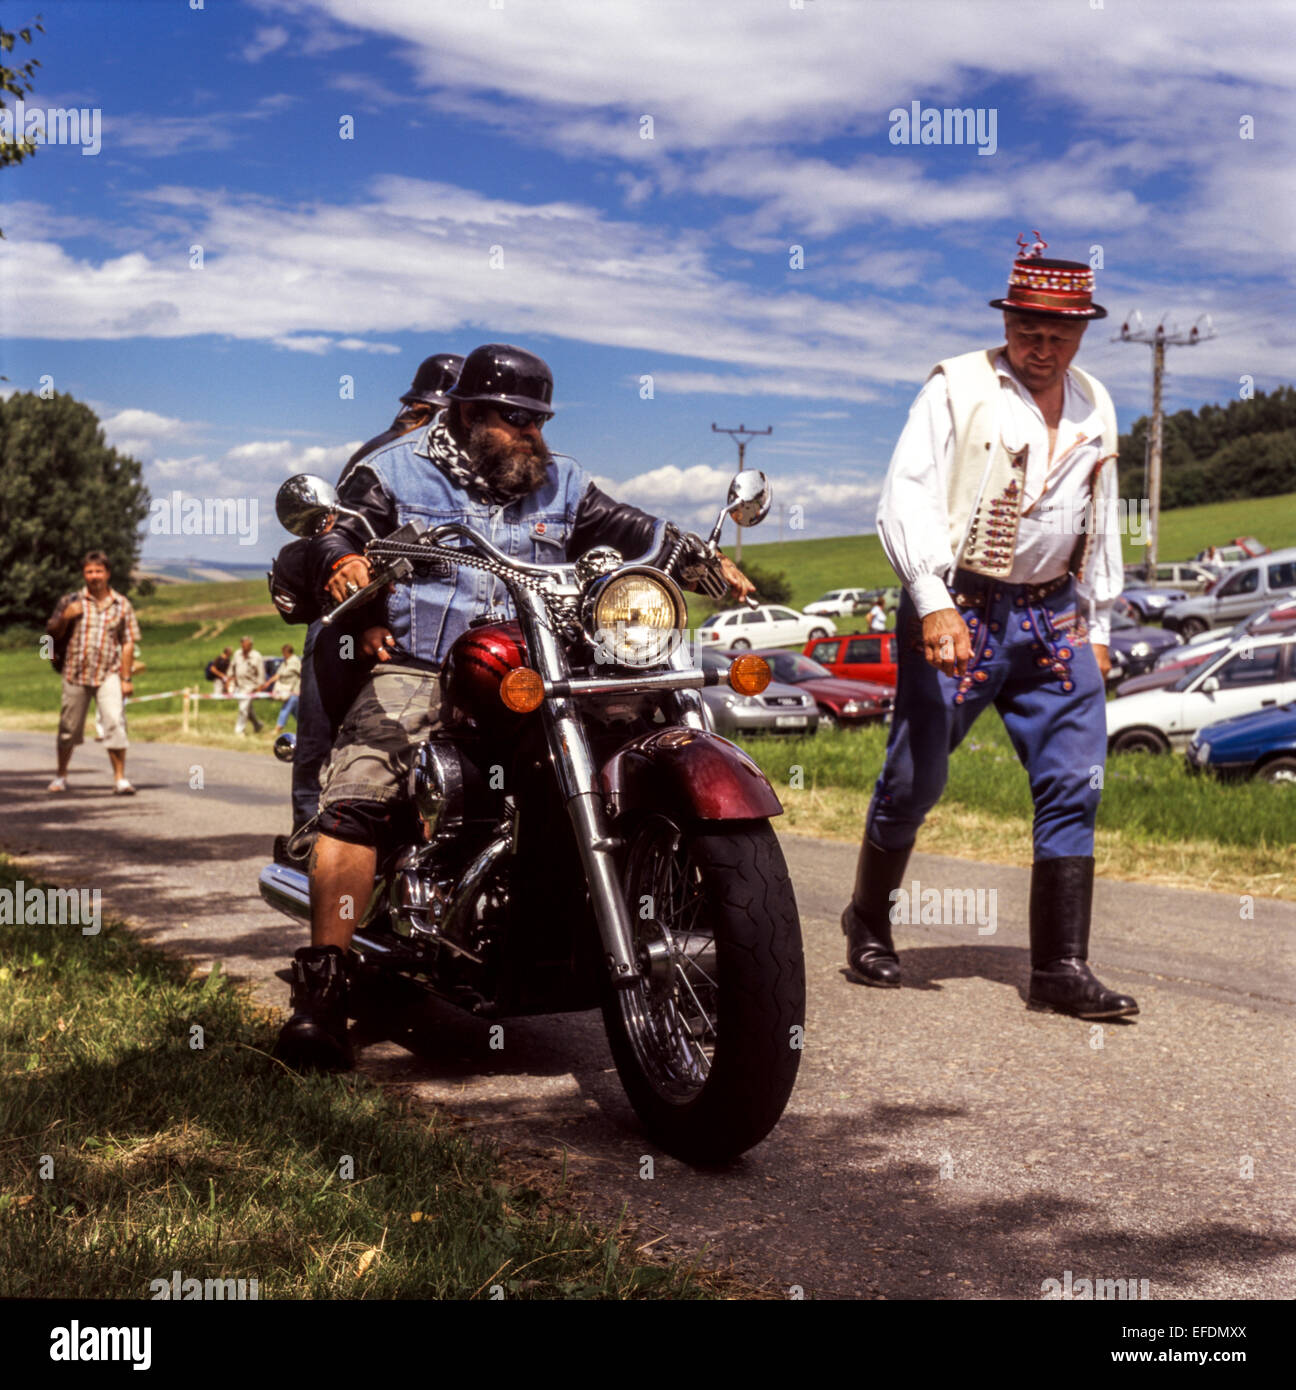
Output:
[318, 663, 442, 809]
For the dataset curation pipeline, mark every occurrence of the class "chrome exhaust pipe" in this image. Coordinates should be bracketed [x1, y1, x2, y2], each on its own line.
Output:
[259, 862, 310, 919]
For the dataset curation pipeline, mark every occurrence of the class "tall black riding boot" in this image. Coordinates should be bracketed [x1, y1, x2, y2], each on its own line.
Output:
[273, 945, 355, 1070]
[1028, 856, 1138, 1020]
[841, 837, 913, 987]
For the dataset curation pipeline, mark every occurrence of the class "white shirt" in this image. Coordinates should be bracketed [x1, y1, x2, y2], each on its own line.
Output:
[875, 352, 1120, 644]
[868, 604, 888, 632]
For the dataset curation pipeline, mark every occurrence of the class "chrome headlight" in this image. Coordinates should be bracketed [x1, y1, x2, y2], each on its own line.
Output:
[1193, 741, 1211, 765]
[1131, 642, 1151, 657]
[583, 567, 685, 668]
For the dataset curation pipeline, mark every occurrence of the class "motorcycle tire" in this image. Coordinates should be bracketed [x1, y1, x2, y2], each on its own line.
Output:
[602, 813, 805, 1166]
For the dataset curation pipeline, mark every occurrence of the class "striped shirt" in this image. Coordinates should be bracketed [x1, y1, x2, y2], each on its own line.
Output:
[58, 587, 141, 687]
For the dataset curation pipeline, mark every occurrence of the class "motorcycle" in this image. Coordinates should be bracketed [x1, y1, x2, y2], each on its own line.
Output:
[260, 471, 805, 1165]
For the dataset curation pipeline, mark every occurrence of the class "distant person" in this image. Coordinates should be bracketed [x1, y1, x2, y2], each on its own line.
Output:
[272, 643, 302, 730]
[867, 599, 889, 632]
[205, 646, 233, 691]
[228, 636, 266, 735]
[46, 550, 141, 795]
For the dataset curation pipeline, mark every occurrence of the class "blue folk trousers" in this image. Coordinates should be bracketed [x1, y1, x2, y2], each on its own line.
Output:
[866, 573, 1106, 861]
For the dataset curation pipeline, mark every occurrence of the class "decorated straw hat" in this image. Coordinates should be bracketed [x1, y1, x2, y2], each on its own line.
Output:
[989, 231, 1107, 320]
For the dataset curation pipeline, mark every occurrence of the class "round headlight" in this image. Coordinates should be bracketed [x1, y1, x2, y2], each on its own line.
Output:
[587, 569, 684, 667]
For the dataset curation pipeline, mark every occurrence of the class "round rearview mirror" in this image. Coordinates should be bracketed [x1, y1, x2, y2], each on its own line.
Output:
[273, 732, 297, 763]
[726, 470, 772, 528]
[276, 474, 339, 537]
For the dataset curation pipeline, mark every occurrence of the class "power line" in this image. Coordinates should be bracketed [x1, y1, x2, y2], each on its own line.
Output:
[1114, 312, 1215, 581]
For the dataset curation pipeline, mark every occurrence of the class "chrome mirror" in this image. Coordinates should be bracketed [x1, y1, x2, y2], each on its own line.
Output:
[276, 474, 339, 538]
[726, 470, 772, 528]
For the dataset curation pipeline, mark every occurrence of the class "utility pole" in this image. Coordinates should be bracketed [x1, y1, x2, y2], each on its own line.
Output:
[711, 422, 771, 563]
[1116, 313, 1213, 582]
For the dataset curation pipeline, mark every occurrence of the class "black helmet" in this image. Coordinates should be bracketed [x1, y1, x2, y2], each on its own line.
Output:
[401, 353, 465, 407]
[446, 343, 554, 416]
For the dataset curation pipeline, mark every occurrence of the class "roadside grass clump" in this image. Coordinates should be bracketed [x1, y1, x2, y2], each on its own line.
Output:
[0, 858, 731, 1300]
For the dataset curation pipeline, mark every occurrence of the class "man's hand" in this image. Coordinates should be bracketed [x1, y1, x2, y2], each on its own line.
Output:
[62, 600, 83, 624]
[922, 607, 972, 677]
[360, 626, 397, 663]
[121, 679, 134, 697]
[716, 553, 756, 602]
[1092, 643, 1111, 680]
[326, 556, 372, 605]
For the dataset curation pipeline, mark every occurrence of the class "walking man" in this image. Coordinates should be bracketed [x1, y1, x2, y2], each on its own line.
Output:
[229, 636, 266, 735]
[840, 235, 1137, 1020]
[47, 550, 141, 795]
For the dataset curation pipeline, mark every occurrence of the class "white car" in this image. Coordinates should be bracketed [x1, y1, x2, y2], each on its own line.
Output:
[804, 589, 870, 617]
[1107, 633, 1296, 754]
[697, 604, 836, 650]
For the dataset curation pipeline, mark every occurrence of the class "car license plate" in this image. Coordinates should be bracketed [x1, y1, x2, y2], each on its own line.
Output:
[775, 715, 808, 728]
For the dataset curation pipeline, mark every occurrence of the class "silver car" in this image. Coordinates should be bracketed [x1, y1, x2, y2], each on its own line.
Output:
[697, 648, 819, 738]
[1162, 548, 1296, 640]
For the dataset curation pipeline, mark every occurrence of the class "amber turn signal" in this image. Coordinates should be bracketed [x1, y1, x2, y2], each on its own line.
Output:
[500, 667, 545, 713]
[728, 655, 771, 696]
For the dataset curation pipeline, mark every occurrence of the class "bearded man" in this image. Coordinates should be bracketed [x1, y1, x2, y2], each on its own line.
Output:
[274, 343, 752, 1069]
[840, 238, 1138, 1021]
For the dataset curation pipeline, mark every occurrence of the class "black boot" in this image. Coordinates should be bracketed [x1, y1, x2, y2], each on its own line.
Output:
[841, 837, 913, 987]
[1028, 856, 1138, 1020]
[273, 945, 355, 1070]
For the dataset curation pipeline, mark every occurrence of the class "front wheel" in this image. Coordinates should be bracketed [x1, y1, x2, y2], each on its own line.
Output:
[729, 637, 751, 651]
[1178, 617, 1208, 640]
[808, 626, 829, 641]
[603, 815, 805, 1165]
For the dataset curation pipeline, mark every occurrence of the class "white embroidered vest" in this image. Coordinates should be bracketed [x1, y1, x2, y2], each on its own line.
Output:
[932, 348, 1119, 580]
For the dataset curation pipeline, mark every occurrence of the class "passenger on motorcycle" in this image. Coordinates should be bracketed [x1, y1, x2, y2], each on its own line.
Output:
[274, 342, 754, 1070]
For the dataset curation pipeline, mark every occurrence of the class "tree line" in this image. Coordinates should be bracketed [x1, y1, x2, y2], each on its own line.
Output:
[1118, 385, 1296, 511]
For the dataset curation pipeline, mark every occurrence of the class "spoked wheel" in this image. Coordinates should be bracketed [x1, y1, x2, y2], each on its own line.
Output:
[602, 813, 804, 1165]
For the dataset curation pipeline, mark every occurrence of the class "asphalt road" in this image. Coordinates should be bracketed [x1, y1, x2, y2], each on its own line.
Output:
[2, 730, 1293, 1300]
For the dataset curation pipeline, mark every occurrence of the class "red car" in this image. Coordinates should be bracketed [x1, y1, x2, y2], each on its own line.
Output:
[803, 631, 898, 687]
[752, 648, 892, 727]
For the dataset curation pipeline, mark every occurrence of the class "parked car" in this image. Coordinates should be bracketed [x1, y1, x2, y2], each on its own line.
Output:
[1105, 608, 1182, 684]
[696, 648, 820, 737]
[1193, 537, 1270, 566]
[697, 604, 834, 649]
[804, 588, 872, 617]
[1161, 547, 1296, 640]
[804, 630, 899, 687]
[1106, 633, 1296, 753]
[1119, 584, 1189, 622]
[1123, 598, 1296, 695]
[1186, 702, 1296, 784]
[1122, 561, 1217, 595]
[751, 647, 892, 727]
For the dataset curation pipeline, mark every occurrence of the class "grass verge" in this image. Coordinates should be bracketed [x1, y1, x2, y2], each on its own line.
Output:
[744, 719, 1295, 900]
[0, 857, 741, 1300]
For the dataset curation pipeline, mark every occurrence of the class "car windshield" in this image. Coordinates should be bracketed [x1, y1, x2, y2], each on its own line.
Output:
[698, 648, 731, 670]
[763, 652, 830, 682]
[1111, 612, 1135, 631]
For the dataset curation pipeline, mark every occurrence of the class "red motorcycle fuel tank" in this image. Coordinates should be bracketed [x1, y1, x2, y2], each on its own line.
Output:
[441, 619, 531, 732]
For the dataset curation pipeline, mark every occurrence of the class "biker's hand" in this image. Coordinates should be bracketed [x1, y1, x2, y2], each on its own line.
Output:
[921, 607, 972, 677]
[360, 626, 396, 663]
[1092, 643, 1111, 680]
[717, 553, 756, 602]
[326, 556, 372, 604]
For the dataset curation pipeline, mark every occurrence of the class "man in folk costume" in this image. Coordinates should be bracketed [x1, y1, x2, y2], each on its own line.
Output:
[841, 234, 1138, 1020]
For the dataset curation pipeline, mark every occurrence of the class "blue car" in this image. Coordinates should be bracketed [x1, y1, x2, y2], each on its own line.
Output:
[1121, 585, 1189, 622]
[1185, 701, 1296, 784]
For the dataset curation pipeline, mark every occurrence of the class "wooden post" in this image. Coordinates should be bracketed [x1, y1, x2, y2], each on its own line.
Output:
[182, 687, 191, 734]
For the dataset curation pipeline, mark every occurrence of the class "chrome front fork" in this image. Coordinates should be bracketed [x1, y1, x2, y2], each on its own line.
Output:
[517, 592, 640, 985]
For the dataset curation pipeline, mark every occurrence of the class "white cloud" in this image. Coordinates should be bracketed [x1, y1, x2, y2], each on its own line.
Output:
[241, 26, 290, 64]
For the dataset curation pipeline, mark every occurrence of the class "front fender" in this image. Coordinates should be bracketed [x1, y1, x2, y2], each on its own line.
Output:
[600, 727, 783, 822]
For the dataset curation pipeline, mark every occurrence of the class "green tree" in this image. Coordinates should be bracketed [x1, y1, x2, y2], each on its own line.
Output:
[742, 563, 791, 605]
[1, 14, 44, 238]
[0, 392, 151, 626]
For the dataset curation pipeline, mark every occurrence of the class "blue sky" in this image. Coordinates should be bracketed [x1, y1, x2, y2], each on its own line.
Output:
[2, 0, 1293, 565]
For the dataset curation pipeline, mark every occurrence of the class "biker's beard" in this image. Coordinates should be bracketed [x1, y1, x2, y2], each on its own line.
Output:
[466, 422, 552, 499]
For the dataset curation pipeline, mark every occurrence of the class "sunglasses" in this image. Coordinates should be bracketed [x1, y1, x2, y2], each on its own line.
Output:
[494, 406, 552, 430]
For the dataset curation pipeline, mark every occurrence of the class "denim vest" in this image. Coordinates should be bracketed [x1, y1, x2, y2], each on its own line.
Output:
[361, 428, 592, 667]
